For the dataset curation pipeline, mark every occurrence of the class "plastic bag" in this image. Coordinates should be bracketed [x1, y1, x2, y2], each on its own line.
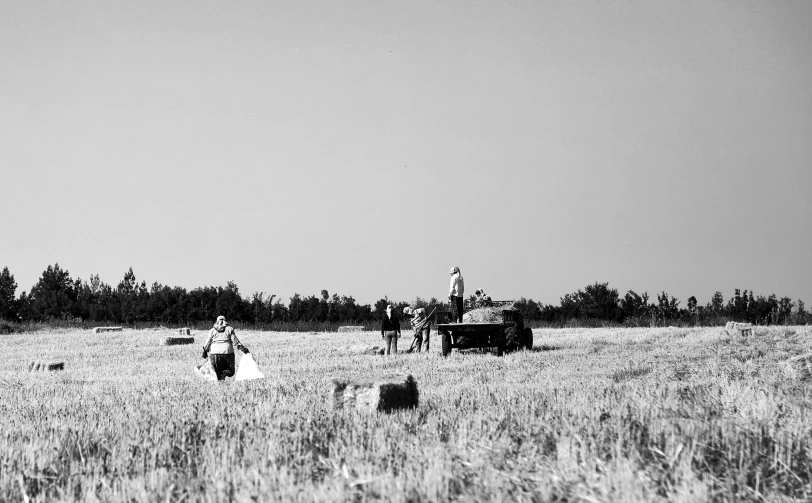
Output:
[235, 354, 265, 381]
[194, 360, 218, 381]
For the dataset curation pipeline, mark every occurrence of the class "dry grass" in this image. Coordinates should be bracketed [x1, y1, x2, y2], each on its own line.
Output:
[1, 326, 812, 501]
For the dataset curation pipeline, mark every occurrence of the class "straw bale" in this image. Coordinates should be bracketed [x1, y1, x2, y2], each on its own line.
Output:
[724, 322, 754, 336]
[177, 328, 191, 336]
[332, 373, 418, 412]
[92, 327, 122, 333]
[338, 326, 365, 333]
[789, 353, 812, 381]
[348, 345, 385, 355]
[161, 336, 195, 346]
[28, 361, 65, 372]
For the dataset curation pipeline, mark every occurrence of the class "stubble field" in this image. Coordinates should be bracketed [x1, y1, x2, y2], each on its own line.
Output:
[2, 325, 812, 502]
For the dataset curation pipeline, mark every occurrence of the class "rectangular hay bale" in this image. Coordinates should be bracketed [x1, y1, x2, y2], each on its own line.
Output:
[161, 336, 195, 346]
[177, 328, 191, 336]
[724, 322, 753, 336]
[789, 353, 812, 381]
[92, 327, 123, 333]
[28, 361, 65, 372]
[332, 373, 418, 412]
[338, 326, 365, 333]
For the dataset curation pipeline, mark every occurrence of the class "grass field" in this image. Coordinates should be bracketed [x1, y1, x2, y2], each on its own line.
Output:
[2, 325, 812, 502]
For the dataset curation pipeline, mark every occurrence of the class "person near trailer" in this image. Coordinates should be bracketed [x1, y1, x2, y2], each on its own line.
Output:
[448, 266, 465, 322]
[380, 304, 401, 355]
[403, 306, 430, 352]
[475, 288, 493, 307]
[201, 315, 250, 381]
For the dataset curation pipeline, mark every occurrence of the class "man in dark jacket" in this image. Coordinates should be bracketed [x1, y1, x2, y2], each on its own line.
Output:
[380, 304, 401, 355]
[202, 315, 250, 381]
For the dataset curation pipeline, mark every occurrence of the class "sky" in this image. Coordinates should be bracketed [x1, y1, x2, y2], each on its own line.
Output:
[1, 0, 811, 307]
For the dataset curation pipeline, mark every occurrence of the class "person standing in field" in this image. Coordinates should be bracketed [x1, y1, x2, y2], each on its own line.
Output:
[202, 315, 250, 381]
[380, 304, 401, 355]
[449, 266, 465, 323]
[403, 306, 430, 352]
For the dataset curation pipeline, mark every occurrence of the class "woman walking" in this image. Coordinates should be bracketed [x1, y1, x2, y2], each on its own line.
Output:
[202, 315, 250, 381]
[380, 304, 401, 355]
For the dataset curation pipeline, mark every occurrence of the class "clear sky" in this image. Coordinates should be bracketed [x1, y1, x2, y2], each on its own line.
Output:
[2, 0, 811, 307]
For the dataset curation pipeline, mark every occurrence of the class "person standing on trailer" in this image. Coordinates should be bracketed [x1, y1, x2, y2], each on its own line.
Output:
[448, 266, 465, 323]
[202, 315, 250, 381]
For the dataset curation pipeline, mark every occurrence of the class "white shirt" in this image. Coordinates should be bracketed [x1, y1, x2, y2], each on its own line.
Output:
[449, 273, 464, 297]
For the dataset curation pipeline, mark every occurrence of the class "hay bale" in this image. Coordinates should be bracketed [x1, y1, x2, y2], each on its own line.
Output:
[463, 304, 515, 323]
[724, 322, 753, 336]
[789, 353, 812, 381]
[0, 323, 13, 334]
[161, 336, 195, 346]
[92, 326, 122, 334]
[349, 345, 385, 355]
[177, 327, 191, 336]
[28, 361, 65, 372]
[332, 373, 418, 412]
[338, 326, 365, 333]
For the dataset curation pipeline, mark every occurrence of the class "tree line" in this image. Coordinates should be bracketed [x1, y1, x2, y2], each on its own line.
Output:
[0, 264, 808, 329]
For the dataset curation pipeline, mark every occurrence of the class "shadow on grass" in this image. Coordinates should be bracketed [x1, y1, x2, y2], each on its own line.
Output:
[611, 364, 652, 383]
[530, 344, 566, 352]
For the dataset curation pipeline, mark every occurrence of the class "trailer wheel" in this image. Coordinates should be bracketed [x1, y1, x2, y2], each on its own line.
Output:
[504, 327, 519, 353]
[442, 332, 451, 357]
[524, 327, 533, 350]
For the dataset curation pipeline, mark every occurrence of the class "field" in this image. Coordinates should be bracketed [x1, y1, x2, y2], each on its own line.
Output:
[2, 325, 812, 502]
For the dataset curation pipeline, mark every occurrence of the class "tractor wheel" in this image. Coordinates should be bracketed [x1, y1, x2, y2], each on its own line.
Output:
[504, 327, 519, 353]
[524, 327, 533, 350]
[442, 332, 452, 357]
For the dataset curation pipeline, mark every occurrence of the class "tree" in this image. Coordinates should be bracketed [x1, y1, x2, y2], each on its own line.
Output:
[576, 282, 620, 321]
[687, 296, 697, 314]
[796, 299, 808, 325]
[778, 297, 794, 324]
[216, 281, 248, 321]
[709, 291, 724, 313]
[117, 267, 148, 323]
[29, 263, 77, 320]
[514, 298, 542, 322]
[373, 297, 390, 315]
[620, 290, 649, 320]
[0, 267, 17, 319]
[655, 292, 680, 320]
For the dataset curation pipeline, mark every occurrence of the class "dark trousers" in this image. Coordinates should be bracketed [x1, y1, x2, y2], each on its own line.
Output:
[209, 353, 235, 381]
[450, 296, 464, 323]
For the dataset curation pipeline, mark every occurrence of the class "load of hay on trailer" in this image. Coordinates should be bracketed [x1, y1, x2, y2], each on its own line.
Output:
[436, 301, 533, 357]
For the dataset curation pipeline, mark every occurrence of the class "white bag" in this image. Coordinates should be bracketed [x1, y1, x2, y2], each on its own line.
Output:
[194, 360, 218, 381]
[234, 354, 265, 381]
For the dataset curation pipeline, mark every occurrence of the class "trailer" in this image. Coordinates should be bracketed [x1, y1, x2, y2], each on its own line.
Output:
[436, 301, 533, 357]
